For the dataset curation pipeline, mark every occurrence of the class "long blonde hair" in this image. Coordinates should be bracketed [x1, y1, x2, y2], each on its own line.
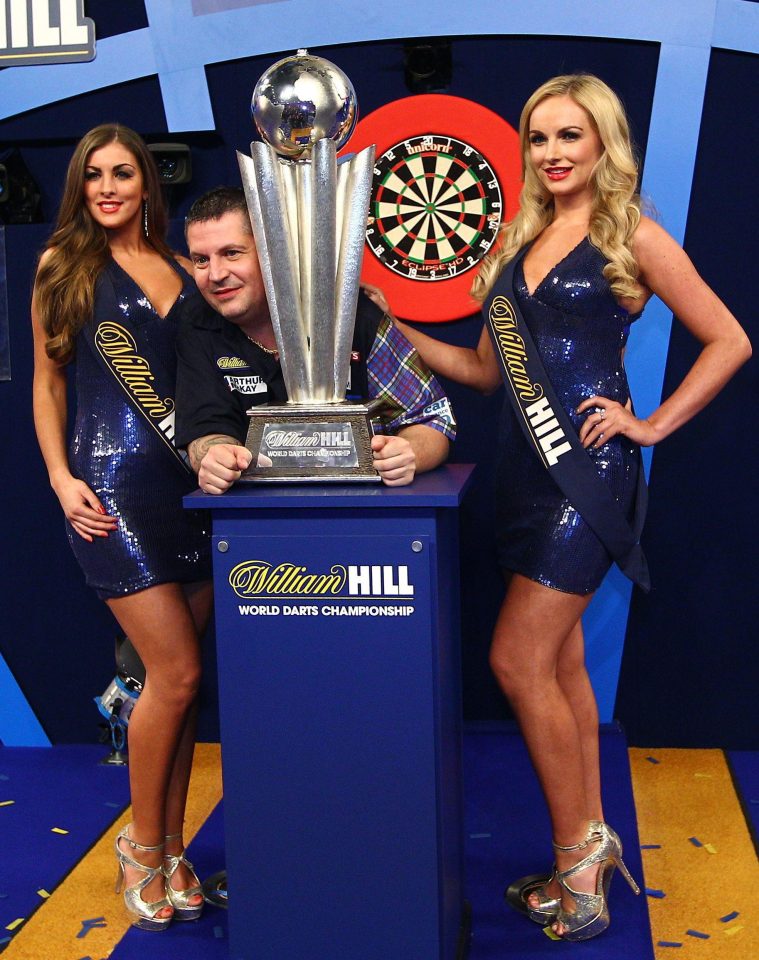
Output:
[473, 74, 641, 302]
[35, 124, 173, 364]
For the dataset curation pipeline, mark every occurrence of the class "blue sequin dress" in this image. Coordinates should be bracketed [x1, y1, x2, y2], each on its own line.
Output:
[495, 238, 642, 594]
[67, 259, 211, 599]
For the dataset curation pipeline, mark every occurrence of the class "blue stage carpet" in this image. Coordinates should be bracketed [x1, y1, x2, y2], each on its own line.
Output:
[728, 750, 759, 847]
[112, 724, 653, 959]
[0, 745, 130, 947]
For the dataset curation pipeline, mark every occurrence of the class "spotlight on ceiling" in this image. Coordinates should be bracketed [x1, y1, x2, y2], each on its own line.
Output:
[403, 38, 452, 94]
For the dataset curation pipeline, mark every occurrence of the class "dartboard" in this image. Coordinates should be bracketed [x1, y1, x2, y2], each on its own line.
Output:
[368, 136, 502, 281]
[347, 94, 522, 323]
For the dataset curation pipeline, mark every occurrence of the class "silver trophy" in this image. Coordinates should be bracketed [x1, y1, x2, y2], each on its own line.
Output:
[237, 50, 379, 481]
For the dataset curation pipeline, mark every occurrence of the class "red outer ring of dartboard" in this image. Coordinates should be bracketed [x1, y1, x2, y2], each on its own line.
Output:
[344, 94, 522, 323]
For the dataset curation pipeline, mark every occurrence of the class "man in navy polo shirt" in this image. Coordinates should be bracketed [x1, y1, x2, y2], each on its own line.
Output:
[175, 187, 456, 492]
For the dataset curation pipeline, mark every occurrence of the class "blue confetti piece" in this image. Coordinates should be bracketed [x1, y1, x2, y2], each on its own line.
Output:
[0, 892, 8, 898]
[104, 801, 121, 809]
[76, 918, 107, 938]
[657, 942, 683, 948]
[0, 937, 11, 945]
[640, 844, 661, 849]
[646, 756, 660, 764]
[749, 798, 759, 804]
[0, 774, 9, 781]
[213, 925, 225, 939]
[688, 836, 703, 847]
[720, 911, 739, 923]
[645, 888, 666, 898]
[469, 833, 492, 839]
[686, 930, 710, 939]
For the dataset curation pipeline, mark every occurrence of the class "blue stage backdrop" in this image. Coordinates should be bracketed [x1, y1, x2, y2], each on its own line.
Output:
[0, 1, 755, 748]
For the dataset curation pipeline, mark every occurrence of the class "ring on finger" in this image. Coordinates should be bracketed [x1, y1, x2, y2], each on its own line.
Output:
[598, 407, 606, 420]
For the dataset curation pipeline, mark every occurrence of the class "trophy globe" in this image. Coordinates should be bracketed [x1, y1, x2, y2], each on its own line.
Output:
[251, 50, 358, 159]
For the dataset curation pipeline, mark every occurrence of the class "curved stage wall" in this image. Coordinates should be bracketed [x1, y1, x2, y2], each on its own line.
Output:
[0, 0, 756, 748]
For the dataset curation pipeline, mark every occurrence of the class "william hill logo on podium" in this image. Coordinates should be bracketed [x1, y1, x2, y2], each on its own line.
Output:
[229, 560, 416, 618]
[1, 1, 95, 66]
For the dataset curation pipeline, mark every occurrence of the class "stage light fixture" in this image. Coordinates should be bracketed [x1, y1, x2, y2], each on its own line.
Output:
[0, 148, 43, 223]
[403, 38, 452, 94]
[96, 635, 145, 766]
[147, 142, 192, 185]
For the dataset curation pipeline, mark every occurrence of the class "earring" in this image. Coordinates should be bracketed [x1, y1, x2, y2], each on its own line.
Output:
[143, 200, 149, 238]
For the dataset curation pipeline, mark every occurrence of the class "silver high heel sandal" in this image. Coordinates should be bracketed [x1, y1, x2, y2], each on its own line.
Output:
[552, 820, 640, 941]
[115, 826, 173, 931]
[505, 870, 560, 924]
[524, 869, 561, 924]
[163, 833, 204, 921]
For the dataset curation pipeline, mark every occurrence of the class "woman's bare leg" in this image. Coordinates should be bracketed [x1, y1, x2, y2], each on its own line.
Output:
[163, 580, 213, 899]
[107, 582, 204, 914]
[489, 574, 601, 911]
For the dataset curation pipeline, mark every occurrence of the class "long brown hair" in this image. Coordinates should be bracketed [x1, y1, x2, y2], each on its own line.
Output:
[35, 124, 174, 364]
[473, 74, 642, 302]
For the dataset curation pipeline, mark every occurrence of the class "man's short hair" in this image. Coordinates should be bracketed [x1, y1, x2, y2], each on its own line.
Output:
[184, 186, 252, 236]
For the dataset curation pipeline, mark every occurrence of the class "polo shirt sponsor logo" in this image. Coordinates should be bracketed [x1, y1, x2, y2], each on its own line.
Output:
[423, 396, 454, 425]
[224, 374, 267, 396]
[217, 356, 248, 369]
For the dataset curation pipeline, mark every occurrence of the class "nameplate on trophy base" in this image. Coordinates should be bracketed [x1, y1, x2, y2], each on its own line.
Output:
[240, 400, 382, 482]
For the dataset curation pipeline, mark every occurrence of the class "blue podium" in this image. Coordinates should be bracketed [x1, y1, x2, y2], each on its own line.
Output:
[186, 464, 474, 960]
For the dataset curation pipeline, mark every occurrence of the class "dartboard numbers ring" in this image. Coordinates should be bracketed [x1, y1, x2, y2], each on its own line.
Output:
[367, 135, 502, 282]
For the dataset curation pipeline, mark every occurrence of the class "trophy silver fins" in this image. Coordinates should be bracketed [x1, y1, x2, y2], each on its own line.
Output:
[237, 51, 380, 481]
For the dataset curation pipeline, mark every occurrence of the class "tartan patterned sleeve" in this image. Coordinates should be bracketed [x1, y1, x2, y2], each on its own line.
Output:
[367, 316, 457, 441]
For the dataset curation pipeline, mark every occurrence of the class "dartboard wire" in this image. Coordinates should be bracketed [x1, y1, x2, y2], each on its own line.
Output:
[404, 155, 431, 201]
[434, 212, 483, 246]
[434, 174, 484, 208]
[430, 155, 457, 203]
[381, 170, 427, 206]
[381, 213, 428, 249]
[434, 198, 488, 216]
[436, 215, 487, 241]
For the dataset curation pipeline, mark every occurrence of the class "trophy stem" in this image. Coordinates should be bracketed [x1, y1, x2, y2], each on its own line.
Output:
[333, 144, 376, 400]
[309, 139, 338, 402]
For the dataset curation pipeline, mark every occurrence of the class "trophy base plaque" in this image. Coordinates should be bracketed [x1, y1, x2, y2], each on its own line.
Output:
[240, 400, 382, 483]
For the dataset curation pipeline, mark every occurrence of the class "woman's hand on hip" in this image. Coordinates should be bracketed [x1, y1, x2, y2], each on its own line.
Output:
[54, 475, 117, 542]
[577, 396, 660, 449]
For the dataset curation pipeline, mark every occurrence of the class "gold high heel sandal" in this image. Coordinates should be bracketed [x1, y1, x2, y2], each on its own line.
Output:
[163, 833, 204, 921]
[114, 826, 173, 931]
[552, 820, 640, 941]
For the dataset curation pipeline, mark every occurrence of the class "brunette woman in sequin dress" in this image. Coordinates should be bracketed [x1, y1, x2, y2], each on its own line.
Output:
[371, 75, 750, 941]
[32, 125, 211, 931]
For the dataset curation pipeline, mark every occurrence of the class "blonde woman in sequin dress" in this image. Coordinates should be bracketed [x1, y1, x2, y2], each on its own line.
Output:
[380, 75, 751, 941]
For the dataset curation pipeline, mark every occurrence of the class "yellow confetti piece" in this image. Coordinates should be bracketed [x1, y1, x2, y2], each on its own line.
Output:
[724, 925, 744, 937]
[694, 772, 714, 779]
[36, 889, 50, 899]
[5, 918, 24, 931]
[0, 800, 14, 807]
[51, 827, 69, 835]
[703, 843, 717, 854]
[542, 926, 562, 940]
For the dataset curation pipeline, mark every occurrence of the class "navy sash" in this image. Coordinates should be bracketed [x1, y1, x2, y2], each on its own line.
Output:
[484, 247, 650, 591]
[80, 273, 192, 479]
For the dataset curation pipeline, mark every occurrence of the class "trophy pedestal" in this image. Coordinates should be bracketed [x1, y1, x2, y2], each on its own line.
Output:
[184, 465, 474, 960]
[241, 399, 382, 483]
